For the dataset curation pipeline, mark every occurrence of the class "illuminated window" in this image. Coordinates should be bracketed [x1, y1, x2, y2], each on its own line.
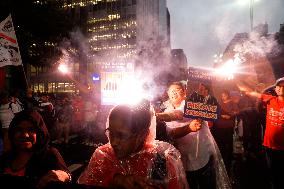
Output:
[31, 65, 37, 76]
[32, 83, 45, 93]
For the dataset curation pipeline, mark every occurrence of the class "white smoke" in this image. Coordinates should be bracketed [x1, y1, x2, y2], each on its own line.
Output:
[233, 31, 280, 58]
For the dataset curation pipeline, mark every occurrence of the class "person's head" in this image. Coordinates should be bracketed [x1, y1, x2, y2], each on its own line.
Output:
[40, 94, 48, 102]
[26, 88, 33, 98]
[62, 97, 69, 105]
[167, 82, 186, 106]
[8, 110, 50, 153]
[107, 100, 152, 159]
[198, 83, 210, 96]
[221, 90, 231, 102]
[274, 77, 284, 97]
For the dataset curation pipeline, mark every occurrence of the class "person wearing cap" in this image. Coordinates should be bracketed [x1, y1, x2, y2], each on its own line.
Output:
[237, 77, 284, 189]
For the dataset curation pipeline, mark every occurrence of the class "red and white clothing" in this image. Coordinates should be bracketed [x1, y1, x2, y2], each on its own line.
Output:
[0, 103, 14, 129]
[261, 94, 284, 150]
[77, 142, 188, 189]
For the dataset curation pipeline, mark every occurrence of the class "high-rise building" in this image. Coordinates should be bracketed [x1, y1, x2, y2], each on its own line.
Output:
[23, 0, 171, 102]
[83, 0, 170, 104]
[171, 49, 187, 70]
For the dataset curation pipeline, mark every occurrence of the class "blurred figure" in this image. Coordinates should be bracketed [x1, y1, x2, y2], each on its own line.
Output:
[83, 95, 98, 146]
[212, 90, 238, 174]
[21, 88, 40, 111]
[0, 91, 14, 152]
[38, 94, 55, 140]
[156, 82, 231, 189]
[78, 100, 188, 189]
[55, 97, 73, 144]
[0, 110, 71, 188]
[72, 95, 84, 134]
[9, 89, 24, 114]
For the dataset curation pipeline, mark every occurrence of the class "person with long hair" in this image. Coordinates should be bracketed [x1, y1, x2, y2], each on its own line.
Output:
[0, 110, 71, 188]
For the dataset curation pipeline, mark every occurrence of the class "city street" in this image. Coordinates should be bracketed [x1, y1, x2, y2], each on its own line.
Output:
[0, 1, 283, 189]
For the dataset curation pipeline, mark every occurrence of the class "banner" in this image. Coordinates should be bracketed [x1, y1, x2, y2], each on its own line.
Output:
[0, 14, 22, 67]
[184, 67, 220, 121]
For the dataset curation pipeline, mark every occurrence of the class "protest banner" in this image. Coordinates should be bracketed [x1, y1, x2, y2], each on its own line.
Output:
[184, 67, 220, 121]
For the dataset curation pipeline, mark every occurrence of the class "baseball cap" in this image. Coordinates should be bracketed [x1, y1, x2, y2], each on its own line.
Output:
[275, 77, 284, 86]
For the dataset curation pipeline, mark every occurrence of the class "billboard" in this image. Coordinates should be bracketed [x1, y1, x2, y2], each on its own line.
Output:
[100, 61, 134, 105]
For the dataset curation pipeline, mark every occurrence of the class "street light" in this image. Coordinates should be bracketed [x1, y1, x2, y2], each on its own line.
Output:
[58, 63, 69, 74]
[249, 0, 254, 31]
[237, 0, 260, 31]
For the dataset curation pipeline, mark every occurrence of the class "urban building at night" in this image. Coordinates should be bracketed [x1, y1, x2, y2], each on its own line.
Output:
[23, 0, 171, 104]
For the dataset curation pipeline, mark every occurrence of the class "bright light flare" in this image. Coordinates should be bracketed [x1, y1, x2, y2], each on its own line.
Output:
[213, 53, 223, 63]
[116, 75, 151, 105]
[58, 64, 69, 74]
[214, 56, 242, 80]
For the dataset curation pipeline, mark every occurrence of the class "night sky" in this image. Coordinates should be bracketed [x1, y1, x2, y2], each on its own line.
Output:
[168, 0, 284, 67]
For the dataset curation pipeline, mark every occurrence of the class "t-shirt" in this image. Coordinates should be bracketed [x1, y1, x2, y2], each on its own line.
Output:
[0, 103, 15, 129]
[164, 100, 211, 171]
[261, 94, 284, 150]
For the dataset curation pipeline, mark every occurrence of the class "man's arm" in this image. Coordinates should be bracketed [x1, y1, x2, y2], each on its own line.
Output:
[236, 79, 261, 98]
[156, 111, 183, 122]
[168, 120, 201, 139]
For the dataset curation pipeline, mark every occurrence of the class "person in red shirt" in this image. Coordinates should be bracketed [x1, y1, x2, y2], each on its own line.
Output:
[72, 95, 84, 133]
[238, 77, 284, 189]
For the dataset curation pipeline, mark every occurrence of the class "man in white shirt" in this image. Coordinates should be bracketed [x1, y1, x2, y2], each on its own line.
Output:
[156, 82, 231, 189]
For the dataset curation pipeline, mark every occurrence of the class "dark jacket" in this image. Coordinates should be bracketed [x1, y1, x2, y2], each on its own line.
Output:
[0, 110, 69, 185]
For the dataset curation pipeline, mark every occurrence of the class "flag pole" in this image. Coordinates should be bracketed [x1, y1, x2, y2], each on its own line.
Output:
[11, 14, 29, 89]
[20, 60, 29, 89]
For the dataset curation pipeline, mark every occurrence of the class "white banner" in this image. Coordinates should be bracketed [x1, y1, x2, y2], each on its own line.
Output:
[0, 14, 22, 67]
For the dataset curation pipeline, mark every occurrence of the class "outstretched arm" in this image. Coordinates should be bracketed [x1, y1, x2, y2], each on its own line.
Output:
[235, 79, 261, 98]
[156, 110, 184, 122]
[168, 119, 202, 139]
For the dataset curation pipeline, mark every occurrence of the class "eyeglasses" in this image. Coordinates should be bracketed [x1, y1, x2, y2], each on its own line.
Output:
[168, 88, 184, 94]
[105, 128, 137, 141]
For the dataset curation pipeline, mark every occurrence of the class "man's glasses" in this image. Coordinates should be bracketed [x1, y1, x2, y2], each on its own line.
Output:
[168, 88, 184, 94]
[105, 128, 137, 141]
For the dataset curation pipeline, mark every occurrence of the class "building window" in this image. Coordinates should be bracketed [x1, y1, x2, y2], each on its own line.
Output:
[31, 65, 37, 76]
[32, 83, 45, 93]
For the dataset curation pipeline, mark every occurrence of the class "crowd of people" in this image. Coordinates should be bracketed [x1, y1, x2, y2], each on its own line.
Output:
[0, 76, 283, 189]
[0, 90, 99, 149]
